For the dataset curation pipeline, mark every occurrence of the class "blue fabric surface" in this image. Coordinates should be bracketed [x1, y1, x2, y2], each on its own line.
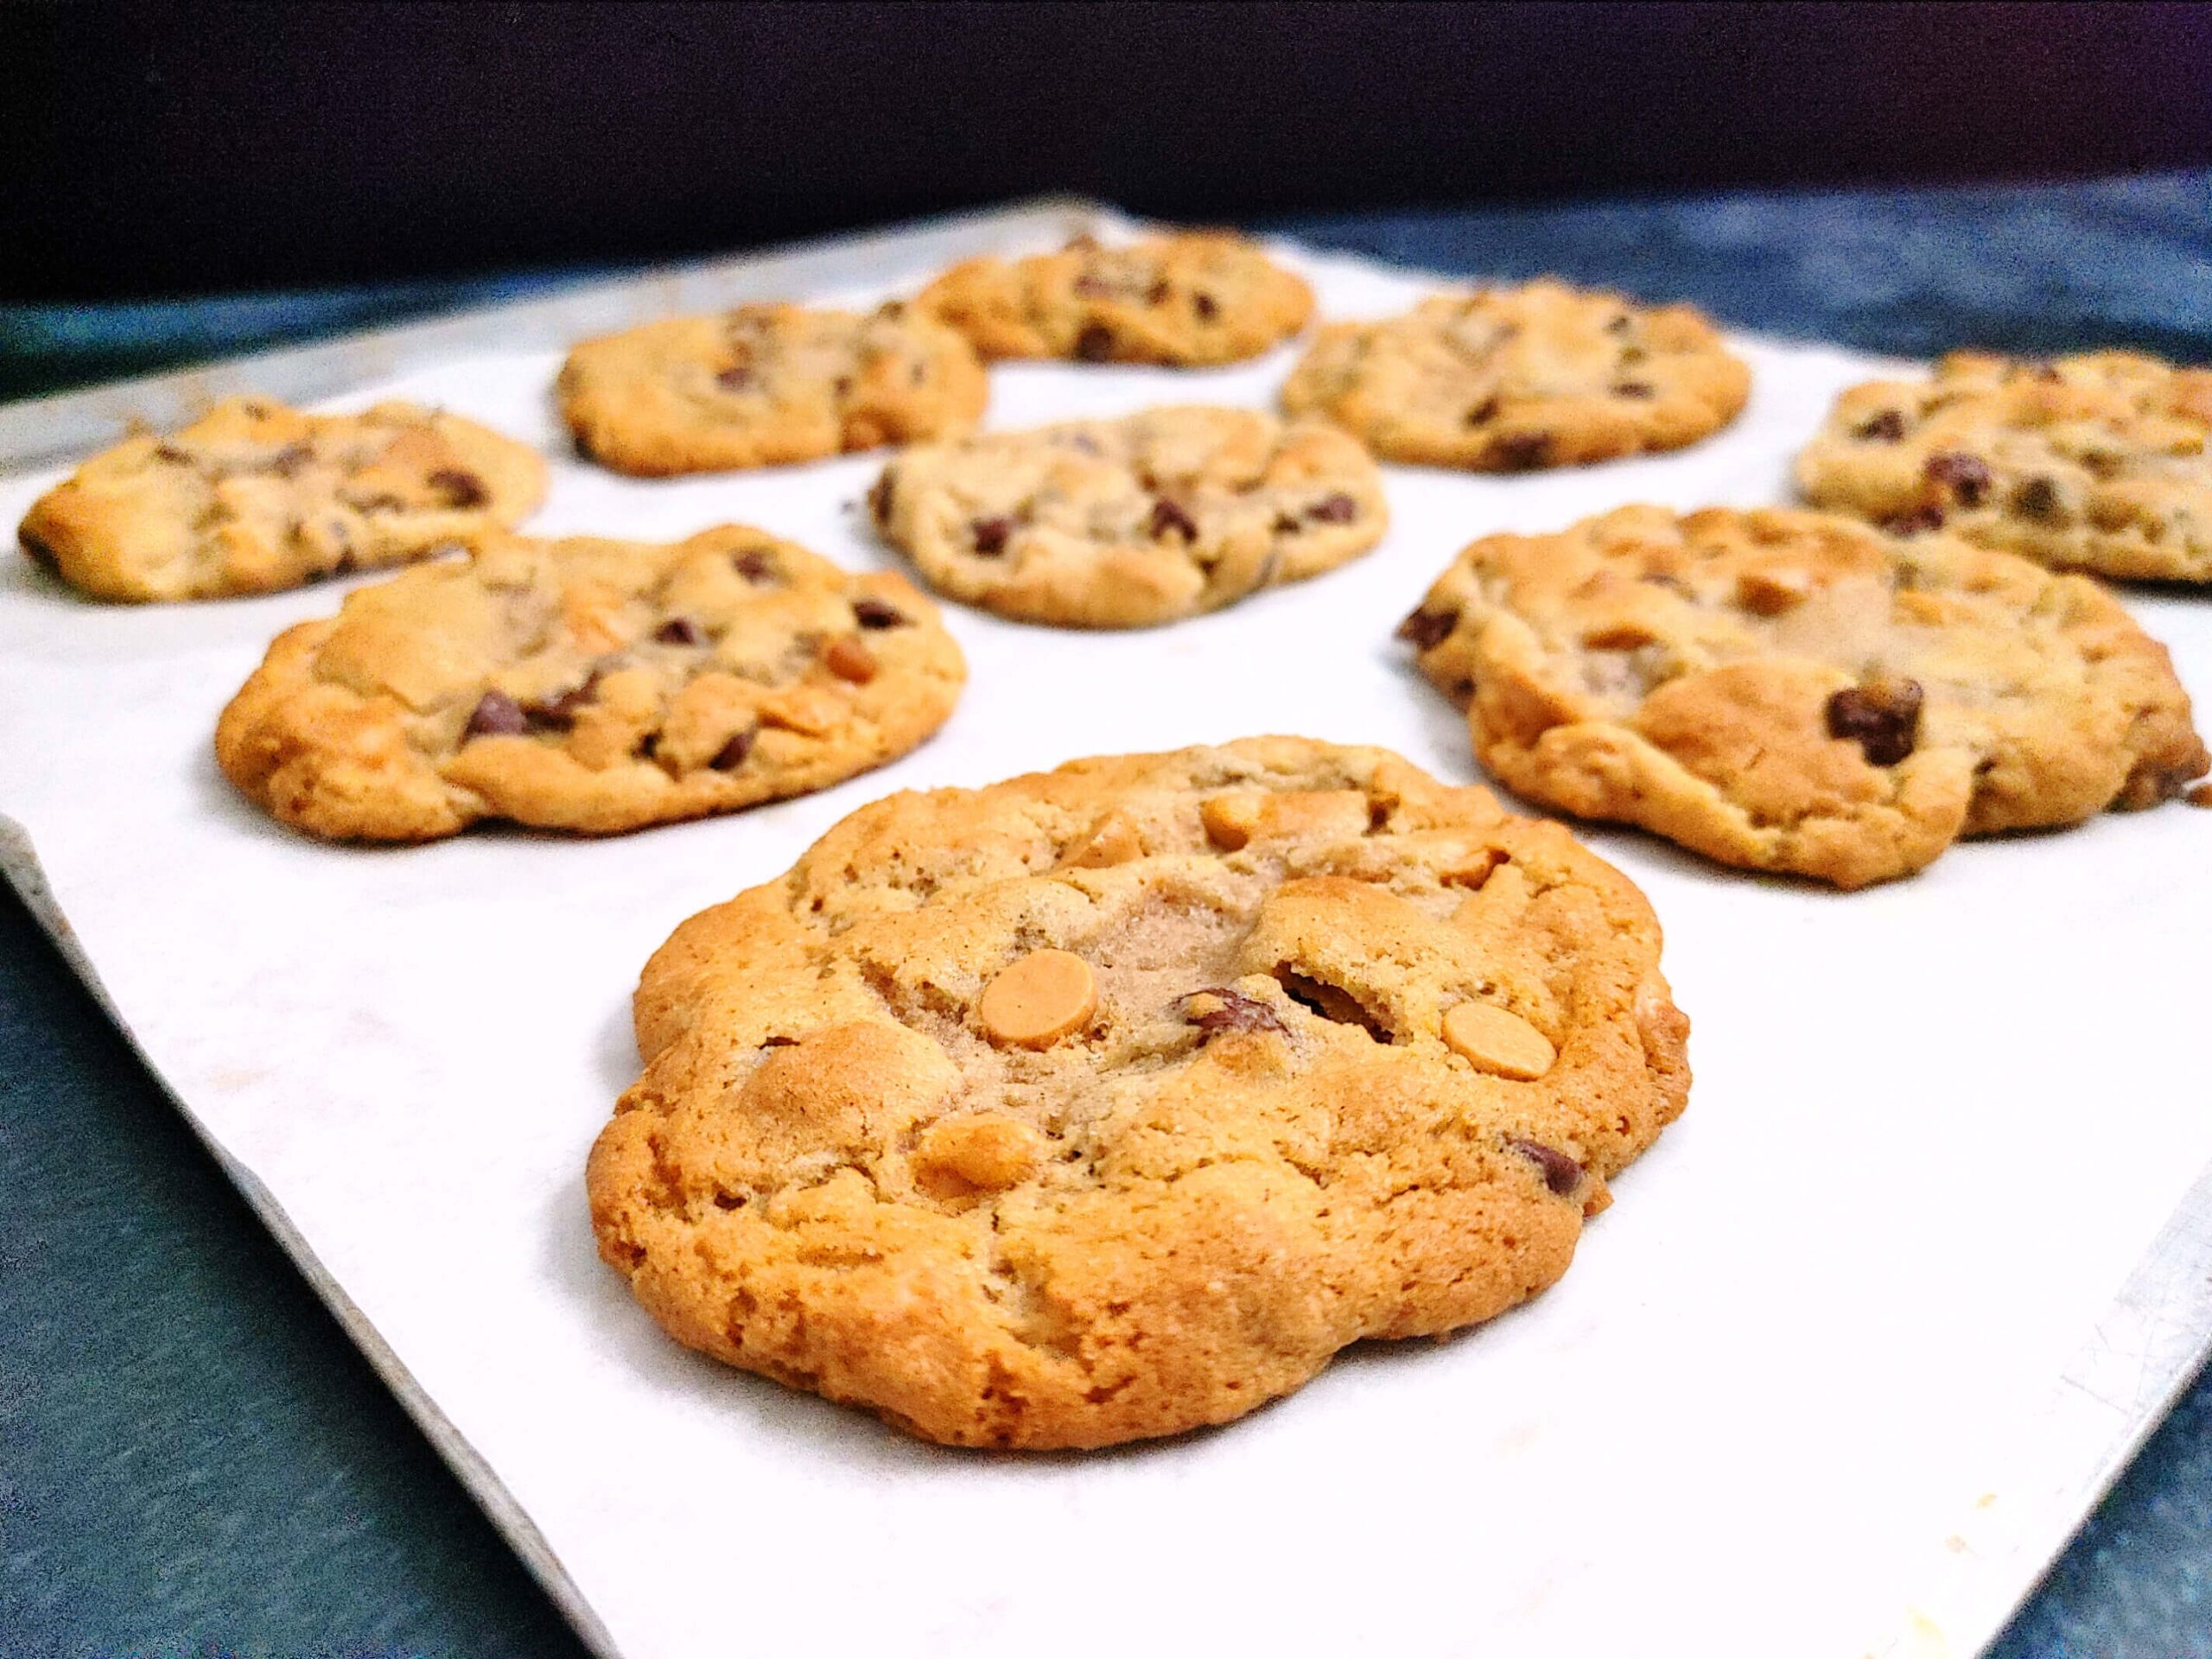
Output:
[4, 172, 2209, 1657]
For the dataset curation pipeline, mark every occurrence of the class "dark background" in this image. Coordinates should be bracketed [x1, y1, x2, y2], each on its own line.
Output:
[4, 0, 2212, 301]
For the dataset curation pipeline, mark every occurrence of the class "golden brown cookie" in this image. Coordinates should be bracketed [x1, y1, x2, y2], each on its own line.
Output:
[216, 525, 963, 842]
[868, 405, 1386, 627]
[1398, 505, 2208, 888]
[914, 231, 1313, 365]
[556, 302, 986, 476]
[17, 397, 544, 602]
[1282, 280, 1751, 469]
[590, 738, 1690, 1449]
[1796, 349, 2212, 582]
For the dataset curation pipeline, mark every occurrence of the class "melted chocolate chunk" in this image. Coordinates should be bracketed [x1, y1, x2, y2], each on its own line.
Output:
[1149, 497, 1199, 543]
[852, 597, 908, 629]
[1507, 1137, 1583, 1197]
[655, 617, 705, 646]
[1465, 395, 1502, 426]
[714, 364, 753, 391]
[1395, 607, 1458, 650]
[463, 690, 529, 739]
[2011, 475, 2063, 523]
[527, 671, 602, 731]
[1182, 987, 1288, 1039]
[1491, 432, 1553, 471]
[1924, 451, 1993, 508]
[429, 468, 489, 509]
[734, 549, 778, 582]
[709, 729, 754, 771]
[1826, 677, 1923, 766]
[1306, 493, 1357, 524]
[970, 516, 1014, 556]
[1193, 291, 1218, 320]
[1879, 505, 1947, 537]
[1853, 409, 1907, 443]
[1073, 322, 1117, 362]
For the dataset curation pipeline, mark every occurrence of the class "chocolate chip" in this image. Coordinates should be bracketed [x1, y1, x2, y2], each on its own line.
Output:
[1181, 987, 1287, 1039]
[1826, 677, 1923, 766]
[463, 690, 529, 739]
[1491, 432, 1553, 471]
[1306, 493, 1358, 524]
[1193, 291, 1218, 320]
[655, 617, 705, 645]
[153, 442, 193, 464]
[867, 473, 895, 526]
[1605, 314, 1634, 336]
[1272, 512, 1301, 534]
[1613, 381, 1655, 398]
[1507, 1137, 1583, 1197]
[1853, 409, 1907, 442]
[832, 375, 852, 396]
[734, 549, 778, 582]
[429, 467, 488, 509]
[1465, 395, 1501, 426]
[1395, 607, 1458, 650]
[970, 516, 1014, 556]
[1879, 505, 1947, 537]
[1073, 322, 1117, 361]
[715, 365, 753, 391]
[853, 597, 907, 629]
[1924, 451, 1992, 508]
[527, 671, 601, 731]
[1149, 498, 1198, 542]
[709, 729, 754, 771]
[2011, 475, 2064, 523]
[1146, 280, 1170, 306]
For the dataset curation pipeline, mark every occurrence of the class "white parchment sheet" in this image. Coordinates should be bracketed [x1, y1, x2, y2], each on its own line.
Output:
[3, 226, 2209, 1659]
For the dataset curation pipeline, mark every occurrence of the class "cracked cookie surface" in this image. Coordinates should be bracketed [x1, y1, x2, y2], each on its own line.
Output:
[915, 231, 1313, 365]
[588, 737, 1690, 1449]
[1399, 505, 2208, 888]
[1796, 349, 2212, 582]
[18, 397, 544, 602]
[1282, 280, 1750, 470]
[556, 302, 987, 476]
[216, 525, 963, 842]
[869, 405, 1386, 627]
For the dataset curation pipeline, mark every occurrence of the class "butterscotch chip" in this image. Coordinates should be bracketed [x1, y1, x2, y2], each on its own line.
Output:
[1281, 280, 1750, 470]
[215, 525, 964, 842]
[870, 406, 1386, 628]
[1199, 792, 1259, 849]
[1442, 1001, 1556, 1079]
[977, 950, 1098, 1047]
[1399, 504, 2208, 888]
[914, 230, 1313, 365]
[556, 302, 986, 477]
[17, 397, 544, 602]
[1797, 350, 2212, 582]
[588, 738, 1691, 1448]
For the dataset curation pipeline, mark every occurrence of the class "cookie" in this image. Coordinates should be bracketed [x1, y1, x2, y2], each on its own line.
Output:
[216, 525, 963, 842]
[868, 406, 1387, 627]
[1281, 280, 1751, 470]
[1796, 349, 2212, 583]
[17, 397, 544, 602]
[588, 737, 1691, 1448]
[556, 302, 986, 477]
[914, 231, 1313, 365]
[1398, 505, 2208, 889]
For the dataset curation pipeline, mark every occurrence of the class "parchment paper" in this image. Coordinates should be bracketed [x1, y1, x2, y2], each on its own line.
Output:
[3, 220, 2208, 1659]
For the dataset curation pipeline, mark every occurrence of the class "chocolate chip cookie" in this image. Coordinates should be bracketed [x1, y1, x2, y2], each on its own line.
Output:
[556, 302, 987, 477]
[1398, 505, 2208, 888]
[868, 405, 1387, 627]
[216, 525, 963, 842]
[588, 737, 1690, 1448]
[1796, 349, 2212, 582]
[914, 231, 1313, 365]
[17, 397, 545, 602]
[1281, 281, 1751, 470]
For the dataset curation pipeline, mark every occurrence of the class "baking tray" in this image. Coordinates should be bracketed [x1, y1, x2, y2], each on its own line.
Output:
[3, 199, 2208, 1659]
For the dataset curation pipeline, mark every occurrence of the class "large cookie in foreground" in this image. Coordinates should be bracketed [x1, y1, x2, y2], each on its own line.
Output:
[1282, 280, 1750, 470]
[915, 231, 1313, 365]
[216, 526, 963, 842]
[868, 405, 1387, 627]
[588, 738, 1690, 1449]
[556, 302, 987, 477]
[1398, 505, 2208, 888]
[1796, 349, 2212, 583]
[18, 397, 545, 602]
